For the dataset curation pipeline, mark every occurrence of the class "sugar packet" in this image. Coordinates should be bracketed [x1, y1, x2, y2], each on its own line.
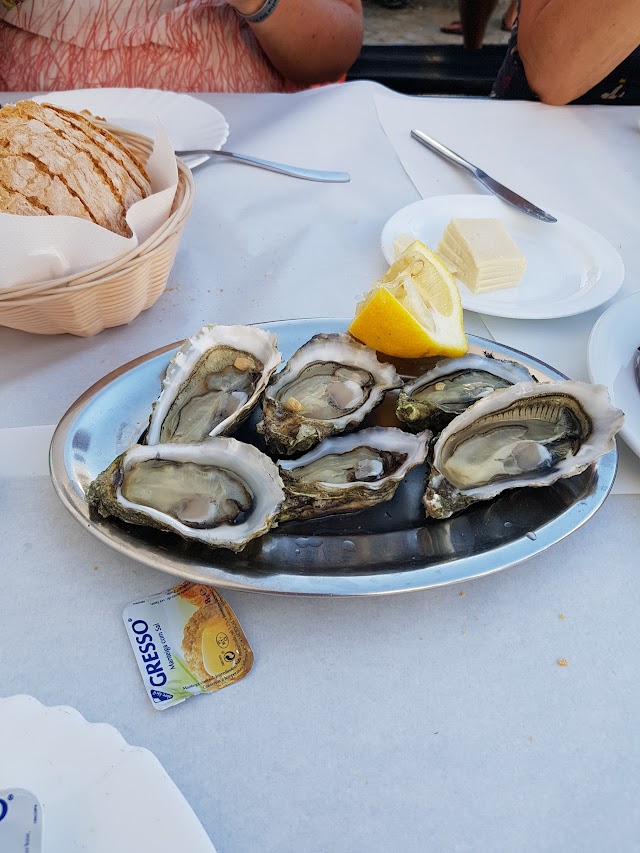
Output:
[123, 582, 253, 710]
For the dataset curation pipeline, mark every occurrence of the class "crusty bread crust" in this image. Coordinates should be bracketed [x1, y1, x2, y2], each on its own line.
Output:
[0, 101, 152, 237]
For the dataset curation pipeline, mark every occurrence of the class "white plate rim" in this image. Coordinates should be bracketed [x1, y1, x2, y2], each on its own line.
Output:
[380, 195, 625, 320]
[0, 694, 215, 851]
[587, 289, 640, 459]
[32, 88, 229, 167]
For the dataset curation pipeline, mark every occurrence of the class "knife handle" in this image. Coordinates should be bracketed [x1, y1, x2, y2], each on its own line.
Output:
[411, 129, 476, 175]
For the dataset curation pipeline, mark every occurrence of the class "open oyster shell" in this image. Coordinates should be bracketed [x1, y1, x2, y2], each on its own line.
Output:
[87, 438, 285, 551]
[423, 379, 625, 519]
[257, 333, 402, 456]
[277, 427, 431, 522]
[396, 353, 535, 434]
[147, 324, 281, 445]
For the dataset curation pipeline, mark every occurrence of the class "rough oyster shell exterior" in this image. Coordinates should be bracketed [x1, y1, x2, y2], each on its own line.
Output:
[257, 333, 402, 456]
[147, 324, 281, 445]
[87, 438, 285, 551]
[423, 379, 624, 519]
[277, 426, 431, 522]
[397, 353, 534, 434]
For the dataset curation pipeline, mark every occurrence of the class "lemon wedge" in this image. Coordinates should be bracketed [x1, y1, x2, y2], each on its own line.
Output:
[349, 241, 468, 359]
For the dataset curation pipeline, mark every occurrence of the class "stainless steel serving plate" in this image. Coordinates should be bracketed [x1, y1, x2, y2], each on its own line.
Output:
[50, 319, 618, 596]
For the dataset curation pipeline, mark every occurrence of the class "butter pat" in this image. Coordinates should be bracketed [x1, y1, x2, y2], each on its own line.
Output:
[437, 218, 527, 293]
[123, 582, 253, 710]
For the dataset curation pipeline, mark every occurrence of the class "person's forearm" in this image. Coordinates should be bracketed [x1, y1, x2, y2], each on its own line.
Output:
[229, 0, 363, 85]
[518, 0, 640, 105]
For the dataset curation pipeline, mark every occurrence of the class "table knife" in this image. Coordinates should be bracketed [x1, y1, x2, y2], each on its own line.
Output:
[411, 129, 557, 223]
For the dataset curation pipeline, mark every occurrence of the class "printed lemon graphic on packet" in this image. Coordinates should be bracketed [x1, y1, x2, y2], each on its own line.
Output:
[349, 240, 468, 359]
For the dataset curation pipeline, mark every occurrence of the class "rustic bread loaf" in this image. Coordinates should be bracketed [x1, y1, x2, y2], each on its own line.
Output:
[0, 101, 152, 237]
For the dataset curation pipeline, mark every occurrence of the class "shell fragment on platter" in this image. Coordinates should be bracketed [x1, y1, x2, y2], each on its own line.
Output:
[147, 324, 281, 445]
[87, 438, 285, 551]
[423, 379, 625, 519]
[257, 333, 402, 456]
[277, 427, 431, 522]
[396, 353, 535, 434]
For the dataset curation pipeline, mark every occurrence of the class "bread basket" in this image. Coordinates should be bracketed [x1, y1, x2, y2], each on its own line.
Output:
[0, 122, 195, 337]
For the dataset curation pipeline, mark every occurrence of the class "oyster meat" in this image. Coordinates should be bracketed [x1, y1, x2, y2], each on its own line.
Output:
[423, 380, 625, 519]
[257, 333, 402, 456]
[277, 427, 431, 522]
[396, 353, 534, 433]
[147, 324, 281, 444]
[87, 438, 285, 551]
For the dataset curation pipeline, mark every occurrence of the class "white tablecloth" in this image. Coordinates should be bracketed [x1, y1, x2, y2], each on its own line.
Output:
[1, 82, 638, 852]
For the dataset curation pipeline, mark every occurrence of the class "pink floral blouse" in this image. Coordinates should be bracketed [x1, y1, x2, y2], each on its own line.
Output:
[0, 0, 299, 92]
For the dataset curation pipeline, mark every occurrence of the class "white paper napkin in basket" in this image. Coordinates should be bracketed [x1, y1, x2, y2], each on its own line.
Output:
[0, 121, 178, 288]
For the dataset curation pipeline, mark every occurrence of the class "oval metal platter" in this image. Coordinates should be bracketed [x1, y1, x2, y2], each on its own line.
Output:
[49, 318, 618, 596]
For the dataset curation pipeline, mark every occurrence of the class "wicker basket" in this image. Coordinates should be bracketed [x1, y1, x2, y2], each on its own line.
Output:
[0, 123, 195, 337]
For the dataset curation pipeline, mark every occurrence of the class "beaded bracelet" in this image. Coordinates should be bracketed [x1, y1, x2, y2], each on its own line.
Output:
[238, 0, 280, 24]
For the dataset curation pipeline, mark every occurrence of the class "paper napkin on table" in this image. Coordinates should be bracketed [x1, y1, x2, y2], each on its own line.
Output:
[0, 121, 178, 289]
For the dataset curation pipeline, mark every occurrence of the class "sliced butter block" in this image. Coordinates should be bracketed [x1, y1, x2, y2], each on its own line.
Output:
[465, 275, 525, 294]
[448, 218, 525, 267]
[437, 235, 471, 272]
[437, 217, 527, 294]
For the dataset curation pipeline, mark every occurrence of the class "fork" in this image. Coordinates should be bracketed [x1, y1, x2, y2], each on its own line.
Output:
[175, 148, 350, 183]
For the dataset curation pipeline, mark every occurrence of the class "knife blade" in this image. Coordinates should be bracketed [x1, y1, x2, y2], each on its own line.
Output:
[411, 129, 557, 224]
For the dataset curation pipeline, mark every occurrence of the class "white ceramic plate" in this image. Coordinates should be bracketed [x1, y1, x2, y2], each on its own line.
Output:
[380, 195, 624, 320]
[0, 695, 216, 852]
[588, 290, 640, 459]
[33, 88, 229, 167]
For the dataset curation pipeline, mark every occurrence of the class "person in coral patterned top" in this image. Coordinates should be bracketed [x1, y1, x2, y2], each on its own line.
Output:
[0, 0, 363, 93]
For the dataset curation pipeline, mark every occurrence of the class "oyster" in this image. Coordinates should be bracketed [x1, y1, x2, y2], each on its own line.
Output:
[277, 427, 431, 522]
[147, 324, 281, 445]
[257, 333, 402, 456]
[423, 380, 624, 519]
[396, 353, 534, 433]
[87, 438, 285, 551]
